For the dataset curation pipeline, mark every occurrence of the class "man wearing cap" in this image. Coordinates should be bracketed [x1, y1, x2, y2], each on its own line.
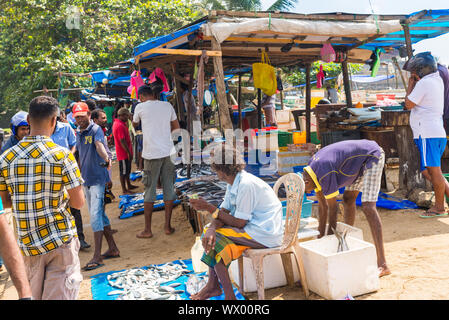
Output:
[73, 102, 120, 270]
[51, 116, 91, 251]
[113, 107, 137, 195]
[1, 111, 30, 154]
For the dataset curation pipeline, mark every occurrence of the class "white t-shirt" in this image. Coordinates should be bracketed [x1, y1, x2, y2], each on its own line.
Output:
[408, 71, 445, 139]
[133, 100, 178, 160]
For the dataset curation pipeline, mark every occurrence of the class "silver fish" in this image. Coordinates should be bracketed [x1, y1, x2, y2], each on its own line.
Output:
[107, 290, 125, 296]
[332, 227, 349, 252]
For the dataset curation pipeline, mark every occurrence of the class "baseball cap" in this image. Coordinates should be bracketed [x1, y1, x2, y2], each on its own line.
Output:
[72, 102, 89, 117]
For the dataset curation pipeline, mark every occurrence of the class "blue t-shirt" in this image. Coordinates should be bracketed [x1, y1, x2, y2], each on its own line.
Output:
[51, 121, 76, 150]
[76, 121, 109, 187]
[0, 197, 3, 215]
[219, 170, 283, 248]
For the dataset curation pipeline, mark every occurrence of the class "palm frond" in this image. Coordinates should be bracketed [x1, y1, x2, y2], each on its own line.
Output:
[267, 0, 297, 11]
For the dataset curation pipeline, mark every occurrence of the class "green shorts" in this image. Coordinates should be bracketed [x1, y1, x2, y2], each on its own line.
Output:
[142, 157, 177, 203]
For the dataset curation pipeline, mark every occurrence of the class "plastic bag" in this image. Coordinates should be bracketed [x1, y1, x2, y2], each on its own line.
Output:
[252, 51, 277, 96]
[191, 236, 208, 273]
[320, 43, 336, 63]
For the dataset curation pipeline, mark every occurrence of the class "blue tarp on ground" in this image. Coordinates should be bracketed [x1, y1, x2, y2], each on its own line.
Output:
[90, 259, 245, 300]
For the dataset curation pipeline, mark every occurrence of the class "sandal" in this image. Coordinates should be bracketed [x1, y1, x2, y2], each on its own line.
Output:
[82, 262, 105, 271]
[419, 210, 448, 218]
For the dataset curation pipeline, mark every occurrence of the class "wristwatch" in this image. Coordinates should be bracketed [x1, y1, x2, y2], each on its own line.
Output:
[211, 208, 219, 219]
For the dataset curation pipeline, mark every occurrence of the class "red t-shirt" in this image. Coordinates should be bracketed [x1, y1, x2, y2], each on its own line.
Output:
[112, 118, 133, 161]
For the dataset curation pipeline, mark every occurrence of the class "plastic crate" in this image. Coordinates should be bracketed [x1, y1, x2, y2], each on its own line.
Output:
[320, 130, 361, 147]
[282, 198, 313, 219]
[278, 131, 293, 147]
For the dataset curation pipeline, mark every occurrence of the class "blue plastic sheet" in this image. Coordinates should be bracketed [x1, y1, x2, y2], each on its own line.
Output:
[356, 191, 418, 210]
[118, 193, 180, 219]
[90, 259, 245, 300]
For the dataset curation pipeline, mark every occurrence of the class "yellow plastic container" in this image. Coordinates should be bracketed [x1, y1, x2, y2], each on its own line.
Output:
[293, 131, 307, 144]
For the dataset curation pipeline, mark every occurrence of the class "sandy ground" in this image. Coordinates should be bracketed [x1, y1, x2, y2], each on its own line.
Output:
[2, 161, 449, 300]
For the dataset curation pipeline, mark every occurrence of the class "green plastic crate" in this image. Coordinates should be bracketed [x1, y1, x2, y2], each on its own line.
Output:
[311, 131, 321, 144]
[278, 131, 293, 147]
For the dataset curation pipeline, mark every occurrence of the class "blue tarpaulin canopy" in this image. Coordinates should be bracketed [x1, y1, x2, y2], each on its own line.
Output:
[133, 20, 207, 62]
[131, 9, 449, 70]
[358, 9, 449, 50]
[90, 70, 131, 87]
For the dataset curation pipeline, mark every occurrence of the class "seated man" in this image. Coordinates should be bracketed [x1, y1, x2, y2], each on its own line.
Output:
[189, 144, 283, 300]
[302, 139, 390, 277]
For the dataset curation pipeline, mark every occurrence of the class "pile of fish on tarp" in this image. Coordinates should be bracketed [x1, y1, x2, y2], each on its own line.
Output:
[106, 261, 208, 300]
[118, 191, 181, 219]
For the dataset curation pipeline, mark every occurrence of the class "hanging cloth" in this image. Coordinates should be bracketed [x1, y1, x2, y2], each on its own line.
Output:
[370, 48, 382, 77]
[148, 68, 170, 93]
[316, 64, 325, 89]
[128, 70, 145, 99]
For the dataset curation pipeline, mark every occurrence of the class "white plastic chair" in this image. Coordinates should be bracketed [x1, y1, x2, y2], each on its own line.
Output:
[237, 173, 309, 299]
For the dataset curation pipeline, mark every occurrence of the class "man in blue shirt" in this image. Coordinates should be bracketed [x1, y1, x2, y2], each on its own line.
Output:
[73, 102, 120, 271]
[51, 120, 91, 251]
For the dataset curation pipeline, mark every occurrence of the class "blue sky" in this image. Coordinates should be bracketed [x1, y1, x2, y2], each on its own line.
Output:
[261, 0, 449, 64]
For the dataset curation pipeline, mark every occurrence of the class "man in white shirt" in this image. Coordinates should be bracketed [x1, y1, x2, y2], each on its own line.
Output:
[132, 85, 180, 238]
[405, 52, 448, 218]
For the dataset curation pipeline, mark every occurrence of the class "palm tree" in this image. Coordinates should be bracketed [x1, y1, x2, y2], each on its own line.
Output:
[200, 0, 298, 12]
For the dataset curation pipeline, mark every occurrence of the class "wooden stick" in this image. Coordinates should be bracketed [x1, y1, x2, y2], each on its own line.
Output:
[140, 48, 222, 58]
[305, 63, 311, 143]
[211, 37, 233, 131]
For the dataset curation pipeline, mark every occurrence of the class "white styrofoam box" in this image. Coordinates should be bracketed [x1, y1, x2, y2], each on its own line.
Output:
[323, 222, 364, 240]
[276, 110, 293, 123]
[277, 121, 296, 131]
[299, 235, 379, 300]
[229, 228, 319, 292]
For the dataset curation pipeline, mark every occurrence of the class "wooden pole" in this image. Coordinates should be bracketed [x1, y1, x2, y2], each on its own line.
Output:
[341, 60, 353, 108]
[402, 24, 414, 59]
[171, 63, 186, 123]
[305, 63, 311, 143]
[392, 57, 407, 90]
[211, 37, 233, 131]
[257, 89, 262, 129]
[238, 74, 242, 130]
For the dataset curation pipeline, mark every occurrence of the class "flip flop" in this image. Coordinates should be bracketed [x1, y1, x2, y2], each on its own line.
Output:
[101, 253, 120, 260]
[419, 211, 449, 218]
[82, 262, 105, 271]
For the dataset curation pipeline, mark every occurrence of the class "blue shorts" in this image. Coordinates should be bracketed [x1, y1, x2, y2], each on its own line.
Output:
[414, 137, 447, 172]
